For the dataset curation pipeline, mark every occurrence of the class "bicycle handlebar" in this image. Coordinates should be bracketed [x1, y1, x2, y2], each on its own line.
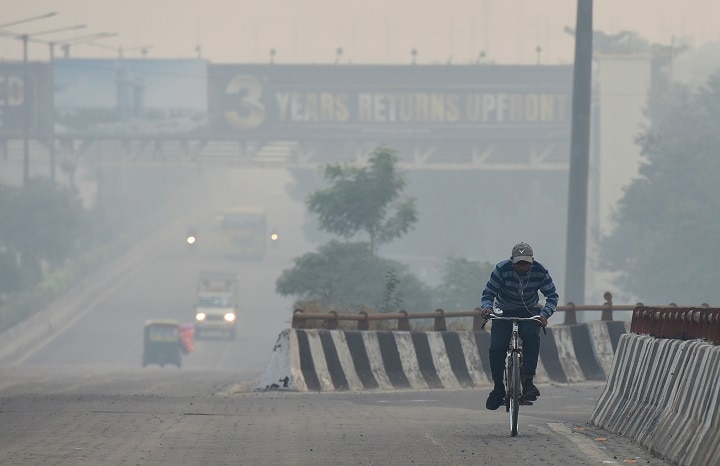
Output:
[486, 315, 544, 322]
[480, 311, 547, 333]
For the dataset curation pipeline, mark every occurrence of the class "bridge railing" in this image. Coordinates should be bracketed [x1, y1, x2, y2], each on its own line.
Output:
[291, 291, 647, 331]
[290, 293, 719, 343]
[630, 306, 720, 344]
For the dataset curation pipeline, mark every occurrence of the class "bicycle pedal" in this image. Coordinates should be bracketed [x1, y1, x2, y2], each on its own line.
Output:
[519, 399, 534, 406]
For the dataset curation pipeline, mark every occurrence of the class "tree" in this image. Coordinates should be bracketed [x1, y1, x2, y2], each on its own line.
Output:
[0, 250, 21, 299]
[434, 257, 494, 311]
[0, 178, 84, 286]
[600, 71, 720, 304]
[306, 146, 418, 254]
[276, 240, 432, 312]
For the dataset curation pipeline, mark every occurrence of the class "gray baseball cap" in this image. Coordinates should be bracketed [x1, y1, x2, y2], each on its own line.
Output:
[511, 242, 534, 263]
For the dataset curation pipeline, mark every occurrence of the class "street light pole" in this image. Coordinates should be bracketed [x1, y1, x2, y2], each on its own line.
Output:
[57, 32, 117, 57]
[1, 14, 101, 184]
[0, 12, 57, 29]
[0, 12, 58, 184]
[13, 24, 86, 184]
[43, 32, 115, 181]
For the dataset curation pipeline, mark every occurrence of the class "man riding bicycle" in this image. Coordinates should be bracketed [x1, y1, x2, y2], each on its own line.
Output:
[480, 242, 559, 410]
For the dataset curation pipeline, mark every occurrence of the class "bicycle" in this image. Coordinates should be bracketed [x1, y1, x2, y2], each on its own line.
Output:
[482, 309, 545, 437]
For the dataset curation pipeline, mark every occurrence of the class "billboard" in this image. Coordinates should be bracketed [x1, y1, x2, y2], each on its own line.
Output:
[208, 64, 572, 141]
[0, 62, 53, 137]
[53, 58, 207, 136]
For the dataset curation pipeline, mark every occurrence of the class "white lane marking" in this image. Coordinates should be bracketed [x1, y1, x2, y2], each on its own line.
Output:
[547, 423, 618, 464]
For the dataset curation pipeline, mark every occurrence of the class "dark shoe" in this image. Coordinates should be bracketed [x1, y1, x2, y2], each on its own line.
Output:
[522, 379, 540, 401]
[486, 388, 505, 410]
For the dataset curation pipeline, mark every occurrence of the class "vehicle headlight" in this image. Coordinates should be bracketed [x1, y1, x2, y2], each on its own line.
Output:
[224, 313, 236, 322]
[195, 312, 206, 321]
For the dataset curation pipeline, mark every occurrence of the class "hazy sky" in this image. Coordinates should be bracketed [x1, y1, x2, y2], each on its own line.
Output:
[2, 0, 718, 64]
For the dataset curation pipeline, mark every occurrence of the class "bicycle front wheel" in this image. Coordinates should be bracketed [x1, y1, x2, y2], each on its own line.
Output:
[509, 351, 520, 436]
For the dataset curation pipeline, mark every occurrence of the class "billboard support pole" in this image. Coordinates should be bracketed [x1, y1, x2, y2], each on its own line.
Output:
[49, 42, 56, 181]
[564, 0, 593, 313]
[22, 34, 30, 185]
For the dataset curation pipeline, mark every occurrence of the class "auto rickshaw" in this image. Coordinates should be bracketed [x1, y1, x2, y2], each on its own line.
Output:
[142, 319, 182, 368]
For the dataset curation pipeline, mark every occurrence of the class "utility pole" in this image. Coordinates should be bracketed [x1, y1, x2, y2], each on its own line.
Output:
[564, 0, 593, 322]
[0, 16, 84, 184]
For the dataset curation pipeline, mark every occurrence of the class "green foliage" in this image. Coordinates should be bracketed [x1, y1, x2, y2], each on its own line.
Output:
[380, 269, 403, 313]
[434, 257, 494, 311]
[278, 147, 430, 313]
[0, 240, 117, 332]
[0, 178, 84, 263]
[0, 167, 193, 332]
[276, 240, 433, 312]
[306, 146, 418, 254]
[279, 145, 506, 316]
[0, 178, 84, 289]
[600, 71, 720, 303]
[0, 251, 21, 297]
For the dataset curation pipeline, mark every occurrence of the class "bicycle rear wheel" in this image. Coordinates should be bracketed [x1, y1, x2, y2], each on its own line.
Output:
[509, 351, 520, 436]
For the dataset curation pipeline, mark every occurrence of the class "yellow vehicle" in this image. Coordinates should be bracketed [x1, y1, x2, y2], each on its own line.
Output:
[217, 207, 267, 259]
[142, 319, 182, 368]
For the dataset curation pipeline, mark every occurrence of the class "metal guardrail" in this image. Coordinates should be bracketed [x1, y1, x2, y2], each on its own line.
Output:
[290, 293, 719, 344]
[630, 306, 720, 345]
[291, 291, 641, 331]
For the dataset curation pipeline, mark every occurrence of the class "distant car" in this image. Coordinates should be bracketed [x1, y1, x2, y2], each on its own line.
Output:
[193, 271, 239, 340]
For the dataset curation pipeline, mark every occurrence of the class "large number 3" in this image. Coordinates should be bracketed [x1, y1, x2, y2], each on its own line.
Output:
[224, 75, 265, 129]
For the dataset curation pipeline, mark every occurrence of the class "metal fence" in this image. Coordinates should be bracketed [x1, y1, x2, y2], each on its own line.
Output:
[290, 292, 718, 344]
[291, 291, 643, 331]
[630, 306, 720, 344]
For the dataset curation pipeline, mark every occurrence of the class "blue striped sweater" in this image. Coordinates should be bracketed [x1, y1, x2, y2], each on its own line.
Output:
[481, 259, 559, 318]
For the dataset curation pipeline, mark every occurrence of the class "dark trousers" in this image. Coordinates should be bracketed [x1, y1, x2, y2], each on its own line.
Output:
[488, 319, 541, 386]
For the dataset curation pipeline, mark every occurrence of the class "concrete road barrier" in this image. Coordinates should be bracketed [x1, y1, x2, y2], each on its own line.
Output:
[255, 321, 629, 392]
[591, 334, 720, 466]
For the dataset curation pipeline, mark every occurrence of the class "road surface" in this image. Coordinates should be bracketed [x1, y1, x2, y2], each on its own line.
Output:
[0, 168, 668, 464]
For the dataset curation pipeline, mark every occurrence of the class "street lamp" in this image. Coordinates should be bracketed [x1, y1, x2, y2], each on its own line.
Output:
[11, 31, 118, 182]
[55, 32, 118, 57]
[0, 12, 57, 29]
[14, 24, 86, 184]
[335, 47, 343, 64]
[86, 42, 153, 58]
[0, 13, 79, 185]
[31, 32, 116, 181]
[12, 24, 88, 59]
